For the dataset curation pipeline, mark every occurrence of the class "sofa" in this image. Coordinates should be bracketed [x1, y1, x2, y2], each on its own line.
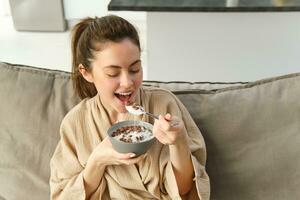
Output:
[0, 61, 299, 200]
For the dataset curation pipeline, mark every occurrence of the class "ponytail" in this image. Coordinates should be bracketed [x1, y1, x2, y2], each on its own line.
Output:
[71, 18, 97, 99]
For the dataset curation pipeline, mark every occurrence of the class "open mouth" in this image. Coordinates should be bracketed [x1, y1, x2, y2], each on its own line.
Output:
[114, 91, 133, 104]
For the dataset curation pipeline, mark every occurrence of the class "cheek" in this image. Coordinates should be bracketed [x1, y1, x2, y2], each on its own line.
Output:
[135, 79, 142, 87]
[105, 81, 119, 92]
[134, 72, 143, 86]
[95, 79, 118, 94]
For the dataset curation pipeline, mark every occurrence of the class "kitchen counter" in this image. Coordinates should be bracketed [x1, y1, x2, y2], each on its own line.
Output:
[108, 0, 300, 12]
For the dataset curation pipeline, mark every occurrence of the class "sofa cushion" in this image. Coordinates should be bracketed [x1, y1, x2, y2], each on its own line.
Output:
[0, 62, 240, 199]
[0, 61, 299, 200]
[143, 80, 246, 91]
[0, 62, 79, 200]
[174, 73, 300, 200]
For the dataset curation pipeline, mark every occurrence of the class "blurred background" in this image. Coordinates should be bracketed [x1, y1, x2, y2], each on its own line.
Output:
[0, 0, 146, 73]
[0, 0, 299, 81]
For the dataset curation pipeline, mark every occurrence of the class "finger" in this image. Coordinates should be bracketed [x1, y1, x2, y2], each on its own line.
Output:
[167, 115, 182, 129]
[122, 154, 145, 165]
[154, 130, 170, 144]
[154, 122, 175, 140]
[158, 115, 172, 131]
[155, 124, 182, 145]
[116, 152, 136, 160]
[170, 120, 180, 127]
[154, 119, 169, 136]
[170, 116, 182, 126]
[102, 137, 118, 151]
[101, 136, 111, 145]
[161, 114, 181, 130]
[164, 113, 172, 121]
[153, 127, 167, 138]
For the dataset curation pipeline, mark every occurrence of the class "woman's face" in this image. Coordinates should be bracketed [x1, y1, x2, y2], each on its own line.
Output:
[81, 38, 143, 113]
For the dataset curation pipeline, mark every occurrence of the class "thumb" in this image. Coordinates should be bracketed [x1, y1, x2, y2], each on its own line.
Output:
[117, 152, 136, 160]
[164, 113, 172, 121]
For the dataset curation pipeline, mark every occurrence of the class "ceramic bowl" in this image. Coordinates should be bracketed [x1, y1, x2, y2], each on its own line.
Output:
[107, 120, 155, 156]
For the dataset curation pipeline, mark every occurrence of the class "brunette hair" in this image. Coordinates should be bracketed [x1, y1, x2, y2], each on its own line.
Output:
[71, 15, 141, 99]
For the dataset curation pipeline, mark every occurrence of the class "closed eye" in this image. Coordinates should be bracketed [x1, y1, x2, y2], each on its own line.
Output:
[107, 74, 119, 77]
[130, 69, 140, 74]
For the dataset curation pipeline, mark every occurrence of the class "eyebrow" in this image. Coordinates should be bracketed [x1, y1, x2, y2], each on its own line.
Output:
[104, 60, 141, 69]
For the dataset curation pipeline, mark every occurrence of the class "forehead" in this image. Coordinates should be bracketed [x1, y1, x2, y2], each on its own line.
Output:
[92, 39, 140, 68]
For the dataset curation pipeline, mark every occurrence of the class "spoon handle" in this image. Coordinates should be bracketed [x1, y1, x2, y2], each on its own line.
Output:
[144, 112, 159, 120]
[145, 112, 179, 127]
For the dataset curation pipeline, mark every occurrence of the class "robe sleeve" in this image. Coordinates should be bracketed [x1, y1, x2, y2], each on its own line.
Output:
[159, 91, 211, 200]
[49, 114, 107, 200]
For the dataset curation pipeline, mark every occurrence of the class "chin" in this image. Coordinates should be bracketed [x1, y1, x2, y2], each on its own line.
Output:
[119, 108, 127, 113]
[116, 104, 127, 113]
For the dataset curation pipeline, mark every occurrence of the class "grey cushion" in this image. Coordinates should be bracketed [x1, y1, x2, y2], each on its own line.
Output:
[0, 62, 79, 200]
[143, 80, 246, 91]
[0, 61, 299, 200]
[1, 62, 233, 199]
[175, 74, 300, 200]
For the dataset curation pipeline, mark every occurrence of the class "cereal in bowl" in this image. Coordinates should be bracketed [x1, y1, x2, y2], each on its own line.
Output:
[111, 125, 153, 143]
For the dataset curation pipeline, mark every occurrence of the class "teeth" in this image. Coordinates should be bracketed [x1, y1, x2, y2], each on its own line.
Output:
[116, 92, 132, 96]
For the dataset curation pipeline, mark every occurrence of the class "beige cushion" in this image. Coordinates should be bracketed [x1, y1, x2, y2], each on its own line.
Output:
[1, 62, 231, 199]
[0, 62, 79, 200]
[0, 61, 299, 200]
[143, 80, 246, 91]
[175, 73, 300, 200]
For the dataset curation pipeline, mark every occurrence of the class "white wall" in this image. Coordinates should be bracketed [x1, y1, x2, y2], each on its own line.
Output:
[63, 0, 146, 21]
[1, 0, 300, 82]
[0, 16, 72, 71]
[147, 12, 300, 82]
[0, 1, 146, 74]
[0, 0, 10, 15]
[63, 0, 109, 19]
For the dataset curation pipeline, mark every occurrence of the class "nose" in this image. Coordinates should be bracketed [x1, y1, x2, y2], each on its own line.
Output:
[120, 73, 133, 88]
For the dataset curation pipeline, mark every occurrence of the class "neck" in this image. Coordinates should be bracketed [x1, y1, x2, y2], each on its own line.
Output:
[116, 113, 131, 123]
[101, 102, 130, 124]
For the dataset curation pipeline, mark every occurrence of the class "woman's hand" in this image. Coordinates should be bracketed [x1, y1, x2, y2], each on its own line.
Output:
[154, 114, 194, 195]
[89, 137, 144, 167]
[153, 113, 186, 145]
[84, 137, 144, 198]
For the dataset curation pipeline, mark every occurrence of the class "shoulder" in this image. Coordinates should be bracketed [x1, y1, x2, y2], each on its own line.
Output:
[60, 97, 95, 129]
[141, 86, 191, 118]
[141, 86, 180, 112]
[142, 86, 177, 100]
[58, 97, 98, 144]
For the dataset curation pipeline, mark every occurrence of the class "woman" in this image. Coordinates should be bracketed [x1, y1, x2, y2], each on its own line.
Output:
[50, 15, 210, 200]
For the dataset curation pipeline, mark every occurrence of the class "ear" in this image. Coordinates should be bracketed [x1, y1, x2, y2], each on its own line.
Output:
[78, 64, 94, 83]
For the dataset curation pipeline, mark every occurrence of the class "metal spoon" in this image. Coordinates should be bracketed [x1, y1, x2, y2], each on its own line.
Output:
[125, 103, 179, 126]
[125, 103, 159, 120]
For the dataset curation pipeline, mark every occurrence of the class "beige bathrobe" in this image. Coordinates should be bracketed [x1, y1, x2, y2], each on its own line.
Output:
[50, 87, 210, 200]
